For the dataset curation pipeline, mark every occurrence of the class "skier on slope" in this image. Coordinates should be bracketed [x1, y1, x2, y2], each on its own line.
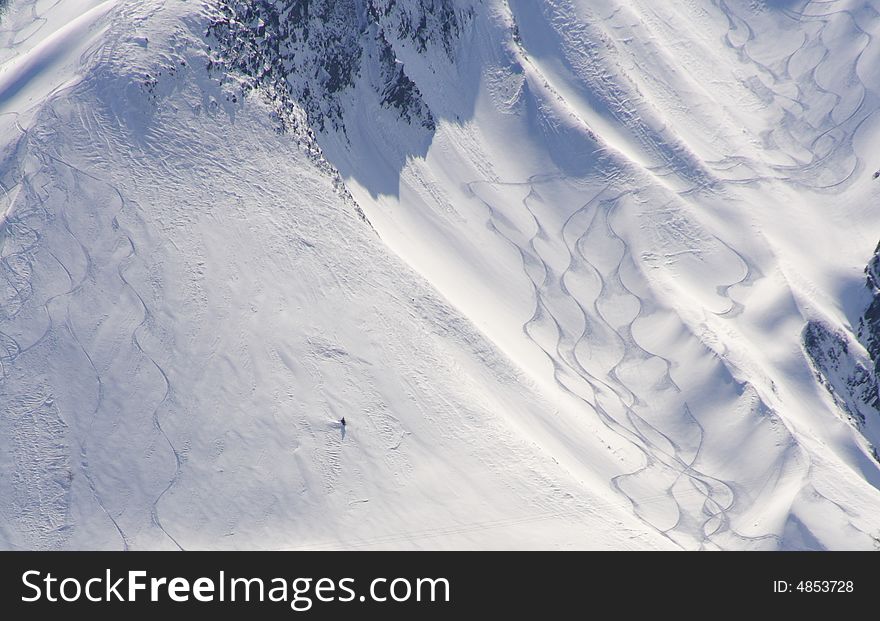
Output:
[340, 417, 346, 427]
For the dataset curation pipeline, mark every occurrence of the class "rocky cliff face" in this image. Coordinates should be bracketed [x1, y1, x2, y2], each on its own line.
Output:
[206, 0, 472, 136]
[805, 245, 880, 460]
[804, 322, 878, 424]
[858, 243, 880, 371]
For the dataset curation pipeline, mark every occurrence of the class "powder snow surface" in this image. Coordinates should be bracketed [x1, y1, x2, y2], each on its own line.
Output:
[1, 0, 880, 550]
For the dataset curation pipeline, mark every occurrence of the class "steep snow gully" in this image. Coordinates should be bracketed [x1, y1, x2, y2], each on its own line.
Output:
[2, 0, 880, 550]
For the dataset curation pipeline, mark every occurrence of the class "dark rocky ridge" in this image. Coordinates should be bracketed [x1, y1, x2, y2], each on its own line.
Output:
[804, 243, 880, 460]
[206, 0, 471, 135]
[858, 241, 880, 370]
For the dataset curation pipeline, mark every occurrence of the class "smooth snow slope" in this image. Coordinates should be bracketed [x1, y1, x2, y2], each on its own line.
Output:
[1, 0, 879, 550]
[313, 0, 880, 549]
[0, 0, 670, 551]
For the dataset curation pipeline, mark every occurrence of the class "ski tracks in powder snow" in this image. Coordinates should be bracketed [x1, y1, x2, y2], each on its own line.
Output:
[0, 103, 183, 549]
[464, 173, 793, 549]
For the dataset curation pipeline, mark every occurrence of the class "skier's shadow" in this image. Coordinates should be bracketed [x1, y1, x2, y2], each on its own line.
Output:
[338, 420, 346, 441]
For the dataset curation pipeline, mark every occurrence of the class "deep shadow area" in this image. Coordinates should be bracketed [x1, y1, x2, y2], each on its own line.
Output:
[208, 0, 484, 199]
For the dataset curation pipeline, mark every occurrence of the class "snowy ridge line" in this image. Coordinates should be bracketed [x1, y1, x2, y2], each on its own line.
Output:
[516, 0, 718, 191]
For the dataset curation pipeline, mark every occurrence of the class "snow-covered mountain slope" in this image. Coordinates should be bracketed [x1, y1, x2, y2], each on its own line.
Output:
[2, 0, 880, 550]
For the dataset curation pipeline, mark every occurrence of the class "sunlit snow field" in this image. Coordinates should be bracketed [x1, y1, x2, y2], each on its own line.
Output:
[2, 0, 880, 550]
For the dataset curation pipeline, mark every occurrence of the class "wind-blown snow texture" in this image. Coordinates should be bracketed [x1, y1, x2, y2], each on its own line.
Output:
[1, 0, 880, 550]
